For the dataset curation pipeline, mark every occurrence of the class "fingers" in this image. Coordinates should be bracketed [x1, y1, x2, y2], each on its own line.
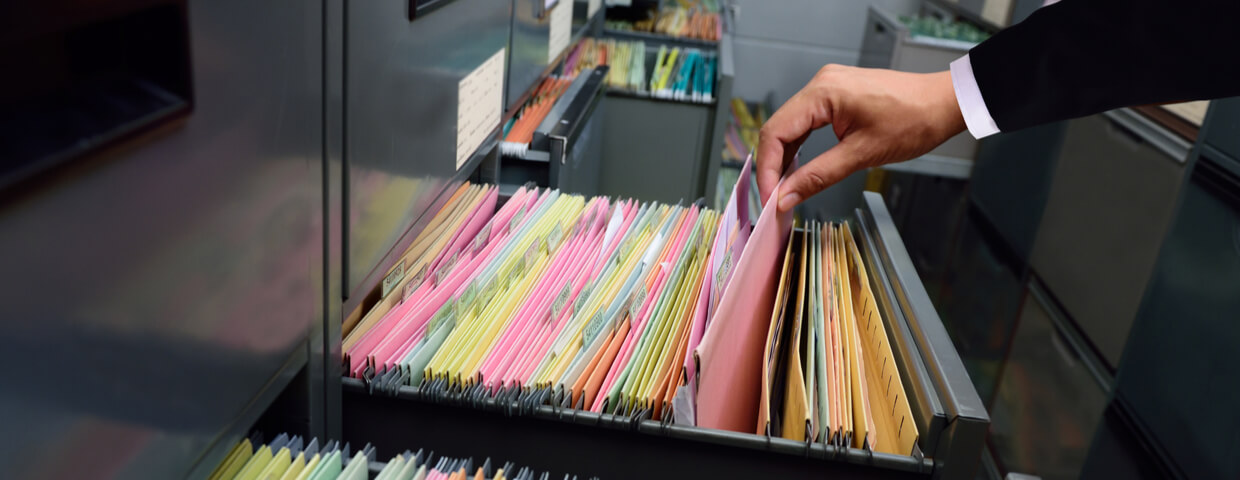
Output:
[757, 88, 833, 205]
[776, 141, 859, 212]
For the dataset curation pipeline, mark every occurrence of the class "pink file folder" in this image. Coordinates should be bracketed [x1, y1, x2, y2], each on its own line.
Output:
[693, 165, 793, 433]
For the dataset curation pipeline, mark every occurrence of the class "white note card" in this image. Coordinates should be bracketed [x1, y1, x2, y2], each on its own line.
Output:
[457, 48, 506, 170]
[588, 0, 601, 19]
[548, 0, 574, 64]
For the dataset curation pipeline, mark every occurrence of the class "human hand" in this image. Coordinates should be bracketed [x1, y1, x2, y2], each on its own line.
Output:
[757, 65, 966, 211]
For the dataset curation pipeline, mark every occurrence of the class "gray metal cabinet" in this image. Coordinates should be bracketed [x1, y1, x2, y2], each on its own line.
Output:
[1028, 110, 1189, 368]
[988, 283, 1110, 480]
[859, 6, 977, 164]
[344, 0, 510, 298]
[1110, 153, 1240, 480]
[340, 191, 989, 480]
[1204, 97, 1240, 159]
[598, 33, 734, 205]
[0, 1, 325, 477]
[599, 96, 713, 203]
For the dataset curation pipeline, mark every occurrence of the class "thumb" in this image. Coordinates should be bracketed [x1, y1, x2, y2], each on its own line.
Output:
[776, 142, 859, 212]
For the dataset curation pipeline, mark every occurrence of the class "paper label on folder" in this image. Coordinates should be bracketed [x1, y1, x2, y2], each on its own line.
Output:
[382, 260, 406, 299]
[457, 48, 505, 170]
[547, 1, 574, 64]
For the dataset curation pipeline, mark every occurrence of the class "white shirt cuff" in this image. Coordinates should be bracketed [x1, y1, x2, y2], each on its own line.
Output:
[950, 54, 1001, 139]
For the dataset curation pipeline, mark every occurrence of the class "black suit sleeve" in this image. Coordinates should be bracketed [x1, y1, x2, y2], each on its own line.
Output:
[969, 0, 1240, 132]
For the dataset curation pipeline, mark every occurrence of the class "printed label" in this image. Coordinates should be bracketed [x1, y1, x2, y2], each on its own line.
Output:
[582, 312, 606, 347]
[382, 260, 406, 299]
[547, 1, 575, 64]
[473, 224, 492, 255]
[574, 281, 593, 313]
[410, 264, 428, 288]
[629, 286, 647, 319]
[552, 283, 571, 319]
[457, 48, 506, 170]
[429, 300, 454, 333]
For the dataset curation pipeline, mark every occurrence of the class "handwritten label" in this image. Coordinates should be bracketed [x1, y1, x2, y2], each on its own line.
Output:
[715, 251, 733, 294]
[629, 286, 648, 319]
[434, 251, 460, 287]
[547, 1, 574, 64]
[382, 260, 406, 298]
[473, 224, 492, 255]
[582, 312, 606, 347]
[460, 281, 480, 315]
[552, 283, 571, 319]
[457, 48, 506, 170]
[619, 237, 635, 261]
[574, 281, 593, 313]
[510, 206, 527, 233]
[429, 300, 454, 333]
[525, 241, 540, 269]
[512, 256, 526, 284]
[410, 264, 428, 288]
[548, 224, 564, 251]
[480, 276, 497, 304]
[403, 275, 418, 302]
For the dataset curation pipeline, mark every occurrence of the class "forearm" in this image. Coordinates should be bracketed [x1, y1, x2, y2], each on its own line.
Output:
[967, 0, 1240, 132]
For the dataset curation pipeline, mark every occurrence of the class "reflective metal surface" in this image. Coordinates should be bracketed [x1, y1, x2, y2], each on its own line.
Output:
[344, 0, 509, 297]
[1029, 112, 1186, 368]
[508, 0, 552, 111]
[934, 207, 1024, 406]
[1204, 97, 1240, 159]
[1112, 153, 1240, 480]
[0, 1, 324, 477]
[988, 282, 1109, 480]
[857, 192, 990, 480]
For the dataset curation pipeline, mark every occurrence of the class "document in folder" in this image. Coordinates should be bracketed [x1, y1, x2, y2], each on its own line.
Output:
[757, 229, 796, 436]
[780, 228, 812, 442]
[694, 161, 794, 433]
[842, 222, 919, 455]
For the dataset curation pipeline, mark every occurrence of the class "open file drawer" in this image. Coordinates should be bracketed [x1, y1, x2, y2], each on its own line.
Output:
[338, 191, 988, 479]
[498, 67, 608, 196]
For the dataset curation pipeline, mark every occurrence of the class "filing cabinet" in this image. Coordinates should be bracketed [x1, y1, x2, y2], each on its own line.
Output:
[933, 207, 1024, 406]
[858, 6, 978, 164]
[1027, 110, 1190, 369]
[598, 33, 735, 205]
[340, 192, 989, 479]
[1108, 152, 1240, 480]
[987, 282, 1110, 480]
[344, 0, 510, 298]
[1204, 97, 1240, 159]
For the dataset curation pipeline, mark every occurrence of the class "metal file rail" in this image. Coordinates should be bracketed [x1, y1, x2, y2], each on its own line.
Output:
[340, 192, 989, 480]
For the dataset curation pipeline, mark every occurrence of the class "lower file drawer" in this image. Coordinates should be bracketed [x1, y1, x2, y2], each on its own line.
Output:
[339, 191, 988, 479]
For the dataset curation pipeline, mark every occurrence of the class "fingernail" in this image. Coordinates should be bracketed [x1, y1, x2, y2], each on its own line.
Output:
[778, 193, 800, 212]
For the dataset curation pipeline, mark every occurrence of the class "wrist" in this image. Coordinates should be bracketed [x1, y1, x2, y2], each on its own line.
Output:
[932, 71, 967, 139]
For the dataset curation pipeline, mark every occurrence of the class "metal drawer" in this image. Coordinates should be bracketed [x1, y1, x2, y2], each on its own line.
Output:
[340, 191, 989, 479]
[1204, 97, 1240, 160]
[0, 1, 325, 477]
[1110, 155, 1240, 480]
[344, 0, 510, 298]
[988, 282, 1109, 480]
[1028, 110, 1189, 368]
[498, 67, 608, 195]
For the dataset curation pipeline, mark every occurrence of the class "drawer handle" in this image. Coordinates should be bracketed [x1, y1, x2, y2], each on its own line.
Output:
[409, 0, 457, 21]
